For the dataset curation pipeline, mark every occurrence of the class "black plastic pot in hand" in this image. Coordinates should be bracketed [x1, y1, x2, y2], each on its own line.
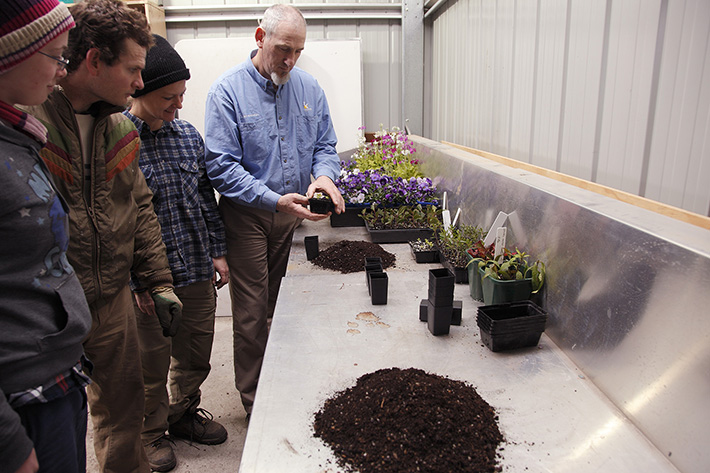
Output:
[304, 235, 319, 260]
[309, 196, 335, 214]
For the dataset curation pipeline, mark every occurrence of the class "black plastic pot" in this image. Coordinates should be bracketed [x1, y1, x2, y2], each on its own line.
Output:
[426, 299, 452, 335]
[440, 253, 468, 284]
[427, 268, 454, 306]
[364, 258, 383, 294]
[476, 301, 547, 352]
[411, 248, 439, 263]
[309, 197, 335, 214]
[369, 271, 388, 305]
[304, 235, 319, 260]
[451, 300, 462, 326]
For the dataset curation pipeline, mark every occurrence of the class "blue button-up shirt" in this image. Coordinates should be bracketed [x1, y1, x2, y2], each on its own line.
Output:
[204, 51, 340, 212]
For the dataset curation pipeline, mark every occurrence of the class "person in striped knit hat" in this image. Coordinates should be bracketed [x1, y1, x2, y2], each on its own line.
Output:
[0, 1, 93, 473]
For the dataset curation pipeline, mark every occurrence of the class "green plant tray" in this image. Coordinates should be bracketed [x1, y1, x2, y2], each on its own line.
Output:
[365, 221, 434, 244]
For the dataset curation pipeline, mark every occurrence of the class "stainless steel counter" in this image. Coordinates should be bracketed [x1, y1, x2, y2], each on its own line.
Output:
[238, 218, 678, 473]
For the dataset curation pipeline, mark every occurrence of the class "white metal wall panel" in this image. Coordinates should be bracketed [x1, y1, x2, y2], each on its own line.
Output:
[559, 1, 606, 181]
[646, 0, 710, 215]
[430, 0, 710, 217]
[491, 1, 514, 158]
[597, 0, 659, 194]
[508, 1, 538, 163]
[531, 0, 567, 170]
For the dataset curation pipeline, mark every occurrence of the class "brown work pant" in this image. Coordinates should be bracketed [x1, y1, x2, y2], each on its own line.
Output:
[84, 286, 150, 473]
[219, 199, 300, 413]
[135, 280, 217, 444]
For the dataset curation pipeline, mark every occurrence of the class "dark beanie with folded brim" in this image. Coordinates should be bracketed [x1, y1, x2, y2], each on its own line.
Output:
[133, 34, 190, 98]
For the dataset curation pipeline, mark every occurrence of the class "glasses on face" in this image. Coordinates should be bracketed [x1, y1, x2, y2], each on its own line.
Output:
[37, 50, 70, 71]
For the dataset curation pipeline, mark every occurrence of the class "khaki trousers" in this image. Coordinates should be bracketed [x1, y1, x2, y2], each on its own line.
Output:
[135, 280, 217, 444]
[219, 199, 300, 413]
[84, 286, 149, 473]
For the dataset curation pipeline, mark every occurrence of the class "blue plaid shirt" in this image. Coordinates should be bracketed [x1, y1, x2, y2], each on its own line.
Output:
[125, 112, 227, 288]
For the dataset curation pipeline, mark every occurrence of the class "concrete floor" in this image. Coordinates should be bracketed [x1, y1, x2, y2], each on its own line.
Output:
[86, 314, 247, 472]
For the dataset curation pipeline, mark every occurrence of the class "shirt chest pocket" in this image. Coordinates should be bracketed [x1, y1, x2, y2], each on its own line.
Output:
[178, 160, 200, 209]
[296, 115, 316, 157]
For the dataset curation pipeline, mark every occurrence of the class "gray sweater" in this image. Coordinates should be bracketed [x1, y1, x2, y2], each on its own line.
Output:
[0, 123, 91, 473]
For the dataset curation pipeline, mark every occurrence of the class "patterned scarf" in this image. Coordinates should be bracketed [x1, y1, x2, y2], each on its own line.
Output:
[0, 100, 47, 144]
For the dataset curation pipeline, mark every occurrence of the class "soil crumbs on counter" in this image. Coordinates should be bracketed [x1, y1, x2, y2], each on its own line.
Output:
[313, 367, 504, 473]
[312, 240, 395, 274]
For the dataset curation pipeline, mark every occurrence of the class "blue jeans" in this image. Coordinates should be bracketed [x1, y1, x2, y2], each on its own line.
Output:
[15, 386, 87, 473]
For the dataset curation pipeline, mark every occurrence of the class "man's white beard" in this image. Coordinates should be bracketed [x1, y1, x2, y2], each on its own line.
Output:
[271, 71, 290, 86]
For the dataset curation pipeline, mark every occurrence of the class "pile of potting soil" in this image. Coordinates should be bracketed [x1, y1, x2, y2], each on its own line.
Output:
[313, 367, 504, 473]
[311, 240, 395, 274]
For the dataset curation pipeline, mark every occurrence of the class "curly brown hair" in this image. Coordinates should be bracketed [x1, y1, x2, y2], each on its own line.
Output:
[66, 0, 153, 74]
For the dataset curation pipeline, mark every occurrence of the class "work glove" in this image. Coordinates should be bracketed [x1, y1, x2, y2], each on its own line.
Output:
[151, 286, 183, 337]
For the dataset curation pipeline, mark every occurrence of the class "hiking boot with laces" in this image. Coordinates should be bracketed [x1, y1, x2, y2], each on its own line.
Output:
[168, 408, 228, 445]
[145, 435, 176, 472]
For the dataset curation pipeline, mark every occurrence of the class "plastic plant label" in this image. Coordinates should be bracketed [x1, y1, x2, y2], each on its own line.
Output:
[484, 211, 508, 247]
[494, 227, 507, 259]
[442, 209, 451, 231]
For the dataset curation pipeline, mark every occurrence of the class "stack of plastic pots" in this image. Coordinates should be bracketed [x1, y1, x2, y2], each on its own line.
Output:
[424, 268, 455, 335]
[364, 257, 387, 305]
[476, 301, 547, 352]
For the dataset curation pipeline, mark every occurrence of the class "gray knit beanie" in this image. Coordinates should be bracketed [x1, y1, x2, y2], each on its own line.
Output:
[133, 34, 190, 98]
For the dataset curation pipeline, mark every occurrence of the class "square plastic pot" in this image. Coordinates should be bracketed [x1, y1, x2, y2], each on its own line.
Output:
[369, 272, 388, 305]
[365, 261, 383, 294]
[411, 246, 439, 263]
[479, 266, 533, 305]
[304, 235, 319, 261]
[419, 299, 428, 321]
[479, 328, 543, 352]
[426, 299, 452, 336]
[451, 300, 462, 326]
[309, 197, 335, 214]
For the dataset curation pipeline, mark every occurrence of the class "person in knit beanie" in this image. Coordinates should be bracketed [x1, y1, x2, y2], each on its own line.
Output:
[125, 35, 229, 471]
[0, 1, 93, 473]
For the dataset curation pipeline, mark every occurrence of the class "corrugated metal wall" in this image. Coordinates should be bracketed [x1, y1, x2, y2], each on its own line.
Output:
[162, 0, 403, 137]
[428, 0, 710, 217]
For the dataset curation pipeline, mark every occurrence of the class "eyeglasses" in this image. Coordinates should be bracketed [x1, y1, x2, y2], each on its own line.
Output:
[37, 51, 70, 71]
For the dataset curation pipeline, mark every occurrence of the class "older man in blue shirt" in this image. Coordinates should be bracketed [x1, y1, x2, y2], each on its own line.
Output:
[204, 4, 344, 416]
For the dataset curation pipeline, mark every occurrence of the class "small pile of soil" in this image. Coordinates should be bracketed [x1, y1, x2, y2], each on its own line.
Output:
[312, 240, 395, 274]
[313, 367, 504, 473]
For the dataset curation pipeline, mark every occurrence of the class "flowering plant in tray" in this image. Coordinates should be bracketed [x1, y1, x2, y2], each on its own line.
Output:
[350, 125, 422, 179]
[336, 167, 438, 207]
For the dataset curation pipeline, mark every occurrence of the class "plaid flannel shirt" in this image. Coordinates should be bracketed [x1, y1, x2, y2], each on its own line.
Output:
[125, 112, 227, 288]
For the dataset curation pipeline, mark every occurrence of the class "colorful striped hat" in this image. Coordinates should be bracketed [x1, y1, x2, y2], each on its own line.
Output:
[0, 0, 75, 74]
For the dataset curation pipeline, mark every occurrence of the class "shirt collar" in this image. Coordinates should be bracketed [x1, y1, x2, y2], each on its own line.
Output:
[246, 49, 280, 93]
[125, 109, 178, 135]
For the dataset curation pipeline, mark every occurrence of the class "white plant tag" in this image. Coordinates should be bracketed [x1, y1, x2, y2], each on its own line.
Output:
[451, 208, 461, 227]
[483, 211, 508, 247]
[442, 209, 451, 231]
[494, 227, 507, 259]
